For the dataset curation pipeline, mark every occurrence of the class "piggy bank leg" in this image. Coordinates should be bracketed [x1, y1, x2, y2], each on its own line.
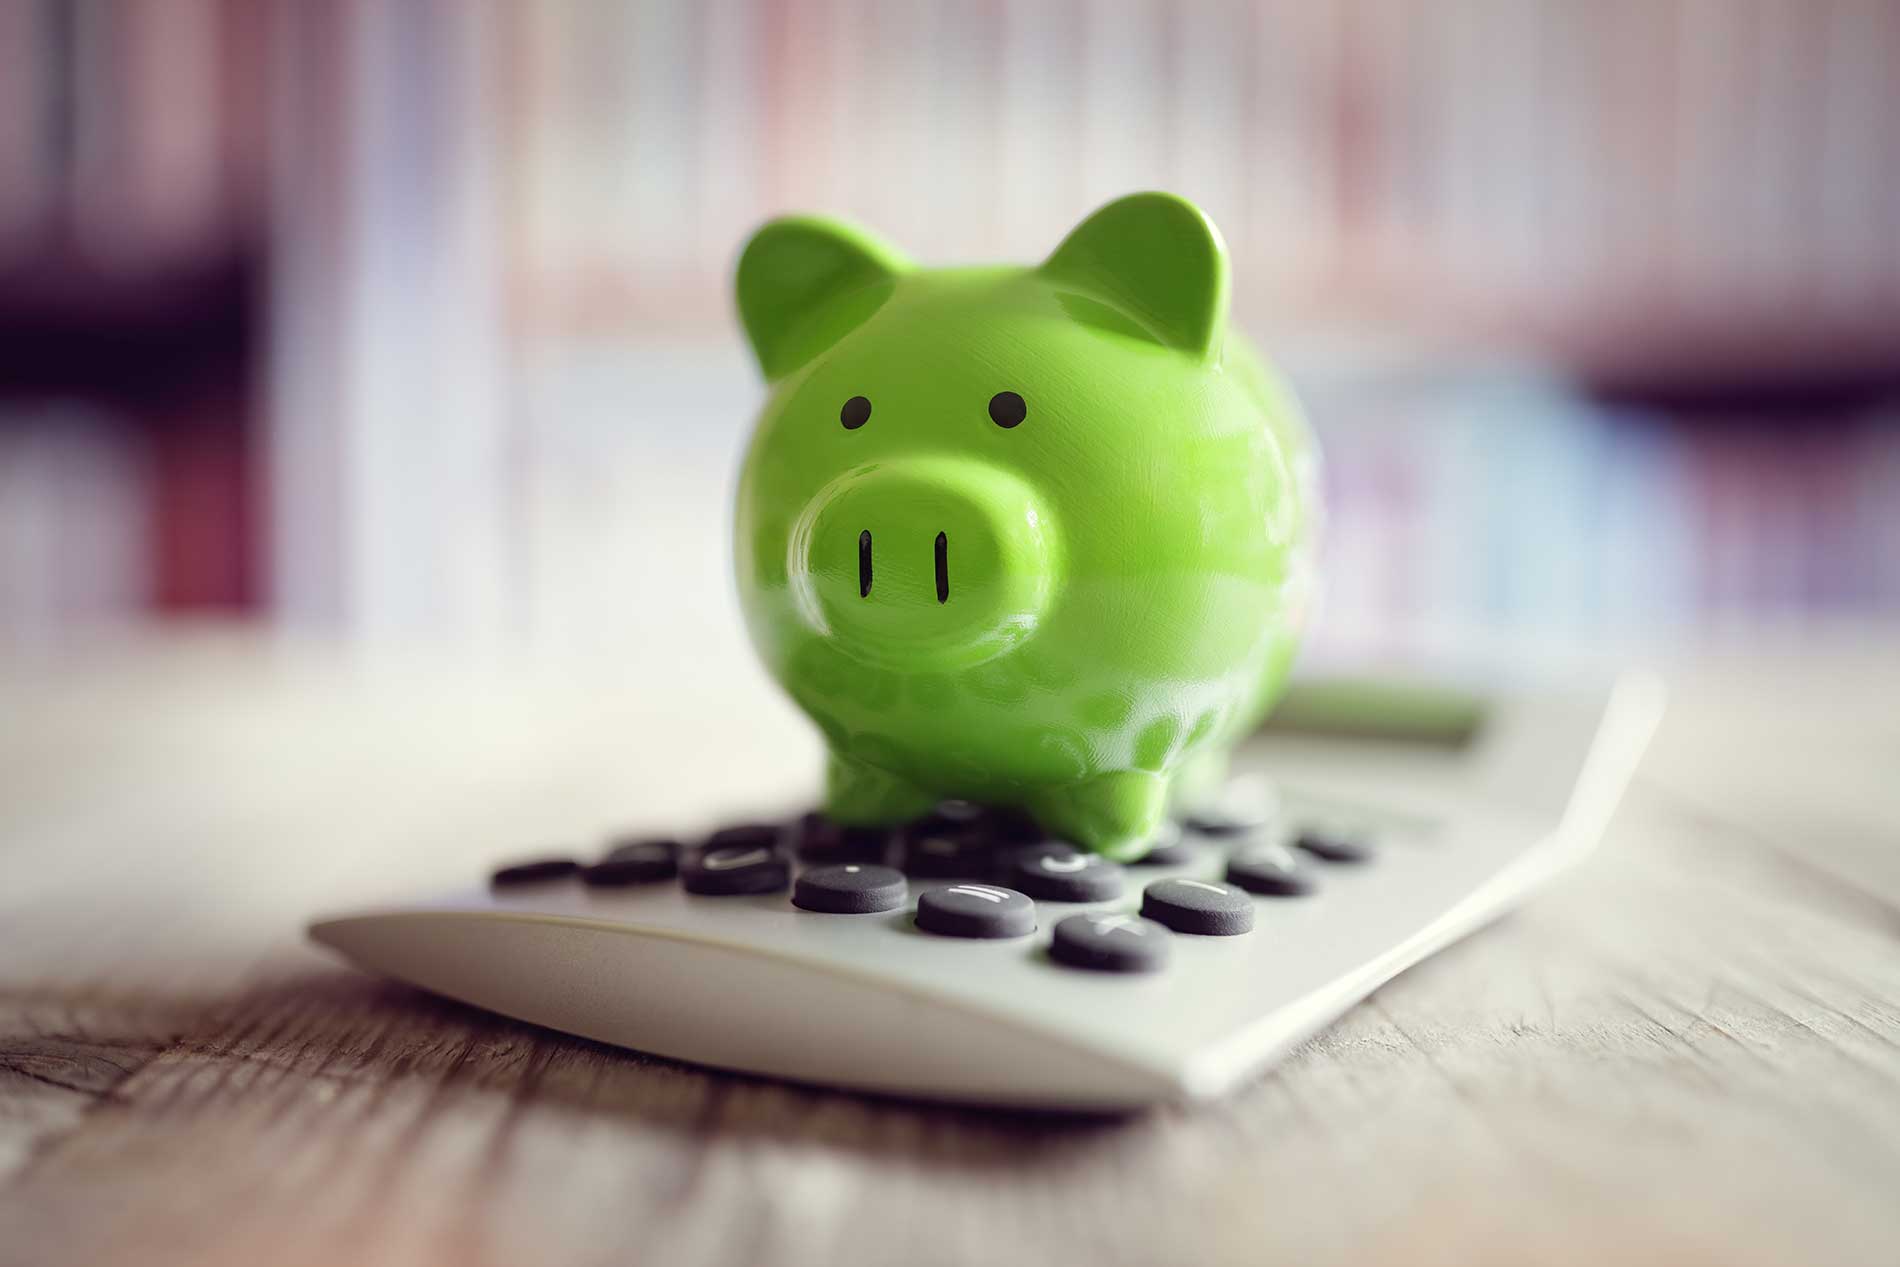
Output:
[824, 750, 938, 827]
[1030, 770, 1169, 861]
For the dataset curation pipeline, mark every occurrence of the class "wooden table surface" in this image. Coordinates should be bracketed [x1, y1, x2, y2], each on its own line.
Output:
[2, 628, 1897, 1267]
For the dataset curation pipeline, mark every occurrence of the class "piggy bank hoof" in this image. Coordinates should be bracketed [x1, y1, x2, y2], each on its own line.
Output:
[1030, 770, 1170, 861]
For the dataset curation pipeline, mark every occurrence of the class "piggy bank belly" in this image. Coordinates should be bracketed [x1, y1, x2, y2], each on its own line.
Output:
[738, 378, 1313, 860]
[771, 567, 1287, 784]
[753, 573, 1290, 862]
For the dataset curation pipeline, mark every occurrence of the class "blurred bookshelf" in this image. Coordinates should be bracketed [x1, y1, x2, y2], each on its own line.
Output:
[1, 0, 1897, 658]
[0, 0, 267, 629]
[497, 0, 1900, 388]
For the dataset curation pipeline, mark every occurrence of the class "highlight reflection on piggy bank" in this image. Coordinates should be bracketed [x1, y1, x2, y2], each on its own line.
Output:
[733, 192, 1319, 859]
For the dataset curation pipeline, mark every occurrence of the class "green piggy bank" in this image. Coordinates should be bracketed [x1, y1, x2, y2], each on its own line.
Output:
[733, 192, 1318, 860]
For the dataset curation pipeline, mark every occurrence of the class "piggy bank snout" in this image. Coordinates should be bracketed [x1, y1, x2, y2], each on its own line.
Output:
[788, 457, 1056, 669]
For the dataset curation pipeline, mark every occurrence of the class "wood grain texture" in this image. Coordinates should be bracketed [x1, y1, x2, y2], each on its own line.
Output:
[1, 630, 1897, 1267]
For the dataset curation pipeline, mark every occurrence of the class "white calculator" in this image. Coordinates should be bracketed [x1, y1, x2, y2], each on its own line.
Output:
[310, 674, 1661, 1111]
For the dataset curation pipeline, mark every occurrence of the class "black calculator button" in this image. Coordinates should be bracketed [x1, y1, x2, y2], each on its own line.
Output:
[794, 812, 838, 857]
[1225, 841, 1315, 896]
[490, 857, 580, 888]
[796, 814, 892, 863]
[793, 864, 908, 914]
[581, 839, 679, 887]
[981, 805, 1046, 845]
[916, 884, 1036, 939]
[1181, 779, 1276, 837]
[908, 800, 987, 837]
[1003, 844, 1126, 902]
[1140, 878, 1254, 936]
[1294, 830, 1374, 864]
[832, 825, 893, 862]
[681, 844, 790, 895]
[704, 823, 785, 853]
[901, 830, 997, 878]
[912, 802, 1040, 846]
[1138, 839, 1198, 866]
[1050, 913, 1172, 973]
[1130, 820, 1197, 866]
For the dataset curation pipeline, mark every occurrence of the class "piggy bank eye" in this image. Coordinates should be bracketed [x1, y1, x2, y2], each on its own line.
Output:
[988, 391, 1027, 428]
[840, 396, 872, 430]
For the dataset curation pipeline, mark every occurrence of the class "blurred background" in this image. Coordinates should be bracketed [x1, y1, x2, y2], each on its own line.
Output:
[3, 0, 1898, 672]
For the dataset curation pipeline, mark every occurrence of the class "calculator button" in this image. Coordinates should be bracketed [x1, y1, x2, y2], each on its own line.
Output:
[834, 825, 895, 862]
[1294, 830, 1375, 864]
[580, 839, 679, 887]
[1049, 913, 1172, 973]
[1181, 776, 1277, 837]
[1003, 844, 1126, 902]
[900, 830, 997, 878]
[681, 844, 790, 895]
[704, 823, 785, 853]
[916, 884, 1036, 939]
[490, 858, 580, 887]
[796, 814, 892, 863]
[1225, 840, 1314, 896]
[908, 800, 987, 837]
[981, 805, 1047, 845]
[915, 803, 1041, 846]
[793, 864, 908, 914]
[1140, 878, 1254, 936]
[1129, 820, 1197, 866]
[908, 801, 1040, 846]
[794, 812, 838, 857]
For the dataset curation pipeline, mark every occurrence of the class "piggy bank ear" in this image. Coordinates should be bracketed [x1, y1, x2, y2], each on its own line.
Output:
[736, 216, 910, 380]
[1039, 192, 1229, 359]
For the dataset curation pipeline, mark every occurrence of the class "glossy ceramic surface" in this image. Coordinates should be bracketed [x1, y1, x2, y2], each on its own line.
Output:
[733, 192, 1319, 858]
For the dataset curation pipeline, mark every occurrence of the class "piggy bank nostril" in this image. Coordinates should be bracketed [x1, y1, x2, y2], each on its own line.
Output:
[786, 457, 1052, 667]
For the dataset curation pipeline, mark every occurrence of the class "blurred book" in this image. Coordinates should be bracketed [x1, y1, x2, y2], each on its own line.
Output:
[0, 403, 149, 645]
[0, 0, 265, 276]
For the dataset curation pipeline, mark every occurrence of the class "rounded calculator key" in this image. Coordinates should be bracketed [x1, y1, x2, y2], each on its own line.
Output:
[916, 883, 1036, 939]
[1049, 913, 1172, 973]
[901, 830, 998, 878]
[911, 802, 1041, 847]
[908, 800, 987, 836]
[681, 844, 790, 896]
[796, 814, 892, 863]
[490, 857, 580, 888]
[981, 805, 1046, 845]
[581, 839, 679, 887]
[1003, 843, 1126, 902]
[1181, 774, 1279, 837]
[1130, 820, 1197, 867]
[1225, 840, 1314, 896]
[1140, 878, 1254, 936]
[1294, 829, 1375, 865]
[794, 811, 836, 856]
[704, 822, 785, 853]
[1137, 839, 1199, 866]
[793, 864, 908, 914]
